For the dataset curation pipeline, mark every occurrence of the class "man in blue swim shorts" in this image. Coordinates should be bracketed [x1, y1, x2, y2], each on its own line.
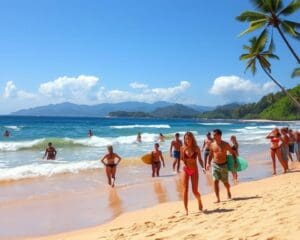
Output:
[170, 133, 183, 173]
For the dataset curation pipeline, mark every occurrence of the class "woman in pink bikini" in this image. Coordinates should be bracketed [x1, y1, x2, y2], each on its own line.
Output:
[266, 128, 287, 175]
[180, 131, 205, 215]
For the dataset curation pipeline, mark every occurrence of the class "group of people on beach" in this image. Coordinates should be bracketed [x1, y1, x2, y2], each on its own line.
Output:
[100, 129, 239, 215]
[266, 127, 300, 175]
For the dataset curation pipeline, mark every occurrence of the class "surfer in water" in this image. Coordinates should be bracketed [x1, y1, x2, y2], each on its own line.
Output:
[3, 130, 10, 137]
[136, 132, 142, 143]
[170, 133, 182, 173]
[180, 131, 205, 215]
[88, 129, 93, 137]
[207, 129, 237, 203]
[100, 145, 122, 187]
[151, 143, 165, 177]
[43, 142, 57, 160]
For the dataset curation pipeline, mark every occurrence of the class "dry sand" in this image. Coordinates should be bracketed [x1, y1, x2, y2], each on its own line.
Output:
[28, 162, 300, 240]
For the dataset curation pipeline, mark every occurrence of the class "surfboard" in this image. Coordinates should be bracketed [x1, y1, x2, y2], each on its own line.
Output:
[226, 155, 248, 172]
[141, 153, 152, 165]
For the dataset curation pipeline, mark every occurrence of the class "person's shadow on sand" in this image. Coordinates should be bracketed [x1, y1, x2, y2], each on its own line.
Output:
[232, 195, 262, 201]
[203, 208, 234, 214]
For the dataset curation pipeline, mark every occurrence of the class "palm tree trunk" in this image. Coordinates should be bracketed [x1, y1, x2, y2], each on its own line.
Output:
[260, 63, 300, 110]
[276, 26, 300, 64]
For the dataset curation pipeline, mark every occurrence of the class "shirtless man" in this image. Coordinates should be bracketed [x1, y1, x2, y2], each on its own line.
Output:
[170, 133, 183, 173]
[202, 132, 213, 169]
[207, 129, 237, 203]
[43, 142, 57, 160]
[151, 143, 165, 177]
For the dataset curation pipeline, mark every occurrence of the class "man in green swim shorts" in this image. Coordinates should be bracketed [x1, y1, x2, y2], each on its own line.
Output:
[207, 129, 237, 203]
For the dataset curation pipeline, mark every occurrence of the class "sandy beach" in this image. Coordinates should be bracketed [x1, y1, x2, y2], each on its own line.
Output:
[26, 162, 300, 240]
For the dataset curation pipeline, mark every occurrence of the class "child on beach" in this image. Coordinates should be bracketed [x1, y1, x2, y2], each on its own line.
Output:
[151, 143, 165, 177]
[170, 133, 183, 173]
[180, 132, 205, 214]
[230, 135, 239, 182]
[266, 128, 287, 175]
[100, 145, 122, 187]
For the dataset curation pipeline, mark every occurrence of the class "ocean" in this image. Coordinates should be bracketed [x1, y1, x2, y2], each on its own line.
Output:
[1, 116, 299, 182]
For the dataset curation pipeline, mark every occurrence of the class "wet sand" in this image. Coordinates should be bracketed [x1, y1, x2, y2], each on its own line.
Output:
[0, 148, 286, 239]
[29, 162, 300, 240]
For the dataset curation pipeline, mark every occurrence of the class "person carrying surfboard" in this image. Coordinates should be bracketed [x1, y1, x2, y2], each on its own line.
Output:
[100, 145, 122, 187]
[207, 129, 237, 203]
[230, 135, 239, 182]
[151, 143, 165, 177]
[180, 131, 205, 215]
[170, 133, 183, 173]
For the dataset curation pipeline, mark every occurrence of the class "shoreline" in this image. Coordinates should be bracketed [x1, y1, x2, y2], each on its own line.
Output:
[28, 162, 300, 240]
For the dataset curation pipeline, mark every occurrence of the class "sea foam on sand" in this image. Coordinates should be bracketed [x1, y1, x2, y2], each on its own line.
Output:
[29, 162, 300, 240]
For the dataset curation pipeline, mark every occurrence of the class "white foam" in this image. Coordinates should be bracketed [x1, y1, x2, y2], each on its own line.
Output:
[0, 160, 101, 182]
[4, 125, 22, 131]
[110, 124, 171, 129]
[0, 139, 45, 151]
[198, 123, 232, 126]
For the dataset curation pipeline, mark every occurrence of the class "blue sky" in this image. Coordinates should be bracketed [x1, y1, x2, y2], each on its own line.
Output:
[0, 0, 299, 114]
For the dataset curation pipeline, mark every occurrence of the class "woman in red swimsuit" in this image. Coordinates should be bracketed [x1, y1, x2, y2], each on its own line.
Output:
[180, 132, 205, 215]
[266, 128, 287, 175]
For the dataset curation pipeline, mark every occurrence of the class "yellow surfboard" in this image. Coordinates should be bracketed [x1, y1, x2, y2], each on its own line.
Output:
[141, 153, 152, 164]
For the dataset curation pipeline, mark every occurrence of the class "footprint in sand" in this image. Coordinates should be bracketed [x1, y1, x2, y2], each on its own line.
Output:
[110, 227, 123, 232]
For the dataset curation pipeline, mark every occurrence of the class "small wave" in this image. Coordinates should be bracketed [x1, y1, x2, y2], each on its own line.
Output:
[258, 125, 277, 129]
[0, 160, 101, 182]
[0, 134, 159, 152]
[4, 125, 22, 131]
[198, 123, 232, 126]
[110, 124, 171, 129]
[0, 139, 45, 151]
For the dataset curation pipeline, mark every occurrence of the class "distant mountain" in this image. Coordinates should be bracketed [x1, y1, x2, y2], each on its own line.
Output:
[109, 103, 201, 118]
[11, 101, 210, 117]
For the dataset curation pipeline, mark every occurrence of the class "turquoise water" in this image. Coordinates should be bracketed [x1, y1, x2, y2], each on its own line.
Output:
[0, 116, 299, 181]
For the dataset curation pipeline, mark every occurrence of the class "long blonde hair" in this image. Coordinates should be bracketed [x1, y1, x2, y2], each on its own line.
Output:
[184, 131, 198, 149]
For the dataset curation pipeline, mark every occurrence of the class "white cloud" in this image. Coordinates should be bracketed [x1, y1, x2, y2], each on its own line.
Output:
[16, 90, 36, 99]
[3, 81, 16, 98]
[209, 75, 276, 102]
[39, 75, 99, 98]
[129, 82, 148, 89]
[96, 81, 191, 103]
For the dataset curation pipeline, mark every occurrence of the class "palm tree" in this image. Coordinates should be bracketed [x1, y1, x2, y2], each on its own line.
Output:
[292, 67, 300, 77]
[237, 0, 300, 64]
[240, 29, 300, 109]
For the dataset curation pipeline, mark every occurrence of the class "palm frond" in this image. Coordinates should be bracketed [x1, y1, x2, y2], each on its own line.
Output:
[245, 58, 257, 75]
[243, 45, 252, 51]
[250, 0, 269, 13]
[279, 0, 300, 16]
[253, 29, 268, 52]
[259, 56, 272, 72]
[266, 0, 283, 14]
[239, 20, 267, 36]
[291, 67, 300, 78]
[239, 53, 253, 60]
[236, 11, 268, 21]
[268, 35, 276, 52]
[262, 52, 280, 60]
[281, 20, 299, 37]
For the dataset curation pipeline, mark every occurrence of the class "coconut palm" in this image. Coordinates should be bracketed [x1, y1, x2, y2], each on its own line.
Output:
[237, 0, 300, 63]
[292, 67, 300, 77]
[240, 29, 300, 109]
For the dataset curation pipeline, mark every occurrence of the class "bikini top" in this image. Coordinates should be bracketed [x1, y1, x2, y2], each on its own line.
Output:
[184, 149, 197, 159]
[271, 137, 280, 143]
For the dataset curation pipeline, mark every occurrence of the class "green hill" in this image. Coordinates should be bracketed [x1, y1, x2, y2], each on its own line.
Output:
[200, 85, 300, 120]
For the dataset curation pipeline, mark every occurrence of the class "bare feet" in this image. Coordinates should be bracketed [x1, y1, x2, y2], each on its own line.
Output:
[214, 199, 220, 203]
[198, 199, 203, 211]
[227, 191, 231, 199]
